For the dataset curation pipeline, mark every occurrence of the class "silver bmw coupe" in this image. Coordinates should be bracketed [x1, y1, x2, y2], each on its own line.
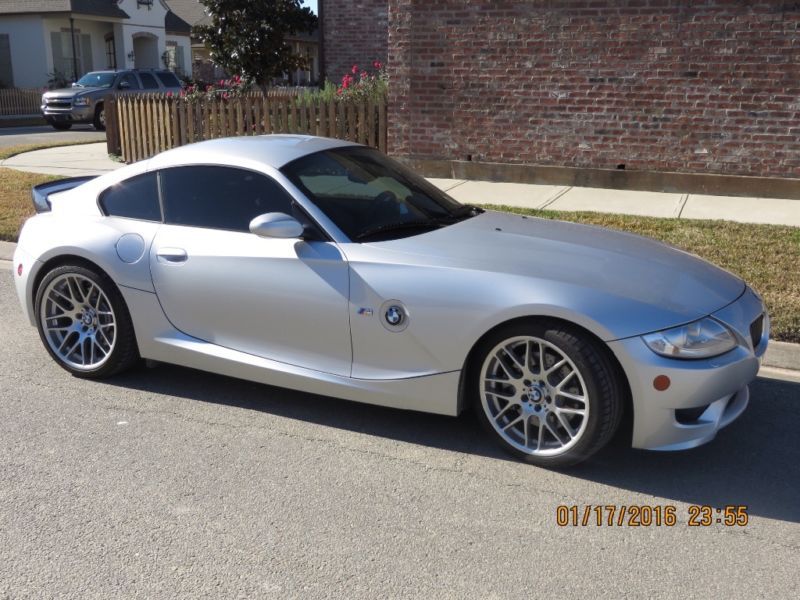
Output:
[12, 135, 769, 467]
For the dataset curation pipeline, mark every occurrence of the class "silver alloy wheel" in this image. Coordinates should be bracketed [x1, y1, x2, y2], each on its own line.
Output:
[39, 273, 116, 371]
[480, 335, 590, 456]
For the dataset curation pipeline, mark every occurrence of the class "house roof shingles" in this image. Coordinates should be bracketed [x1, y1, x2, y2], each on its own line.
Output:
[0, 0, 129, 19]
[165, 10, 191, 34]
[163, 0, 208, 27]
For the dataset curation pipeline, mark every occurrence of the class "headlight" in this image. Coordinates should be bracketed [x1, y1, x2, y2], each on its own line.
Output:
[73, 96, 90, 106]
[642, 317, 737, 359]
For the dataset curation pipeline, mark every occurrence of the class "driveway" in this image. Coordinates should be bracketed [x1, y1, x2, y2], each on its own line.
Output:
[0, 124, 106, 149]
[0, 270, 798, 598]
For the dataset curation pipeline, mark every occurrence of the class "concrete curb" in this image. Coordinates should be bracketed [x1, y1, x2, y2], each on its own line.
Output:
[0, 241, 15, 261]
[762, 341, 800, 372]
[1, 239, 798, 370]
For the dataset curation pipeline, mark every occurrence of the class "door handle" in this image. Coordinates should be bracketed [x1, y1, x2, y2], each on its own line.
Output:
[156, 247, 188, 264]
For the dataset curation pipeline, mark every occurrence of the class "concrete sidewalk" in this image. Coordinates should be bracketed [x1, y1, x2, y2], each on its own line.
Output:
[1, 142, 118, 176]
[2, 142, 800, 227]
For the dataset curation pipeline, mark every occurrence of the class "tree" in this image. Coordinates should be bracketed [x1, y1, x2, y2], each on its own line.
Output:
[194, 0, 318, 85]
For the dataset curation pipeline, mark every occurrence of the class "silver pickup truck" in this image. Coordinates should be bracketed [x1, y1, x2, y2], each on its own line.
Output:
[41, 69, 183, 131]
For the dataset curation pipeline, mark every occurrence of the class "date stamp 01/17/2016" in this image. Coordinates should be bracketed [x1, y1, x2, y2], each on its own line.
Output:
[555, 504, 749, 527]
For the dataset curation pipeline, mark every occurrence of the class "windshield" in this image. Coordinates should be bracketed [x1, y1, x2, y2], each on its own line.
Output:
[74, 72, 116, 88]
[281, 147, 480, 241]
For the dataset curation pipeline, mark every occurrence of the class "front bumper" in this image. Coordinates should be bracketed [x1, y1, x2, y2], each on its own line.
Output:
[609, 286, 768, 451]
[41, 103, 94, 124]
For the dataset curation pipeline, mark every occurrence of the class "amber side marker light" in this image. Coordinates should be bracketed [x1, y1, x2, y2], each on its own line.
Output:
[653, 375, 671, 391]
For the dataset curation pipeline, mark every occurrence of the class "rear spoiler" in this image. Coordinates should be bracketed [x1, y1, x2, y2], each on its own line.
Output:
[32, 175, 97, 213]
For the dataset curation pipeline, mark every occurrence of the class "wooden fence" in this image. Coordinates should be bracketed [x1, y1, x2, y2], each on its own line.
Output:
[107, 92, 388, 163]
[0, 88, 42, 116]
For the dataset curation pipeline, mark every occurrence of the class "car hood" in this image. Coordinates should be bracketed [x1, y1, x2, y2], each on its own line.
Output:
[44, 87, 103, 98]
[373, 211, 745, 336]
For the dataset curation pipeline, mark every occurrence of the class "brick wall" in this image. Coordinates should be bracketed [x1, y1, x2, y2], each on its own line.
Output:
[322, 0, 388, 84]
[388, 0, 800, 178]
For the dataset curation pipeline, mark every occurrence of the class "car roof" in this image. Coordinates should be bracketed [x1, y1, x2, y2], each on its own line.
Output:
[146, 135, 359, 170]
[85, 69, 173, 74]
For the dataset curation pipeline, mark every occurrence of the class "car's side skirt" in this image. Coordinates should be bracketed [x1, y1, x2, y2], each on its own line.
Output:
[120, 286, 461, 416]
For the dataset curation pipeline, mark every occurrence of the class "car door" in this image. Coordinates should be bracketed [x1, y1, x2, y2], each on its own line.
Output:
[149, 165, 352, 376]
[116, 72, 140, 93]
[137, 72, 160, 92]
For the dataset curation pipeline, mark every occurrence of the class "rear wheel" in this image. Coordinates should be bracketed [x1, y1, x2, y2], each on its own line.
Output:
[49, 121, 72, 130]
[93, 104, 106, 131]
[34, 265, 139, 378]
[469, 320, 623, 468]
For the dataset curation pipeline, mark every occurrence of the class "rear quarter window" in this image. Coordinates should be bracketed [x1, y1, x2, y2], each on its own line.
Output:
[99, 172, 161, 221]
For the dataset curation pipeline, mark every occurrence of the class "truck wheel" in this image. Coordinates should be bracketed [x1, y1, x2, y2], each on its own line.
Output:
[93, 104, 106, 131]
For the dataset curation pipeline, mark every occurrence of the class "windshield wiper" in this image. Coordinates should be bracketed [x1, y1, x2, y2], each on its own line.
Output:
[355, 220, 442, 241]
[452, 204, 484, 217]
[432, 204, 484, 224]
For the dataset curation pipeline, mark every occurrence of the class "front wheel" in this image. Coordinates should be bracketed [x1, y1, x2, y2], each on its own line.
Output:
[93, 104, 106, 131]
[35, 265, 139, 378]
[469, 321, 624, 468]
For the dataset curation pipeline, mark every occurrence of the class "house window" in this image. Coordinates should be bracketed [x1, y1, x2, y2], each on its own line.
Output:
[50, 30, 93, 81]
[105, 35, 116, 70]
[164, 42, 185, 76]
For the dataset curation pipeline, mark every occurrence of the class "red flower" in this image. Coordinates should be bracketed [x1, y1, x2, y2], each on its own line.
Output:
[360, 71, 368, 79]
[351, 64, 358, 74]
[222, 92, 229, 100]
[218, 79, 225, 85]
[166, 91, 173, 98]
[373, 60, 383, 69]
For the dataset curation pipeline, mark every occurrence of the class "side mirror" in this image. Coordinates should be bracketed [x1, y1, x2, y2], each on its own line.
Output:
[118, 80, 130, 90]
[249, 212, 304, 239]
[71, 82, 78, 88]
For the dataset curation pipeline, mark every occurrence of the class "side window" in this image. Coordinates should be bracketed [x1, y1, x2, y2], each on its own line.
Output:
[99, 172, 161, 221]
[119, 72, 140, 90]
[160, 166, 294, 232]
[155, 71, 180, 88]
[138, 72, 158, 89]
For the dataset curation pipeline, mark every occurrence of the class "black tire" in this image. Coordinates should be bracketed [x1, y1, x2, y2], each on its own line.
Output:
[49, 121, 72, 130]
[34, 264, 139, 379]
[467, 320, 624, 468]
[92, 104, 106, 131]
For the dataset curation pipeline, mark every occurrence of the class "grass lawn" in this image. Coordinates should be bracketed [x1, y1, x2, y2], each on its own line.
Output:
[0, 151, 797, 342]
[0, 142, 99, 244]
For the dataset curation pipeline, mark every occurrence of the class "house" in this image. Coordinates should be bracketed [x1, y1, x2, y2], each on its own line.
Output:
[323, 0, 800, 181]
[167, 0, 320, 85]
[0, 0, 192, 89]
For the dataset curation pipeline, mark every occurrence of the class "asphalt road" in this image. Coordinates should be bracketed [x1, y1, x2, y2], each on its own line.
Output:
[0, 268, 798, 598]
[0, 125, 105, 149]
